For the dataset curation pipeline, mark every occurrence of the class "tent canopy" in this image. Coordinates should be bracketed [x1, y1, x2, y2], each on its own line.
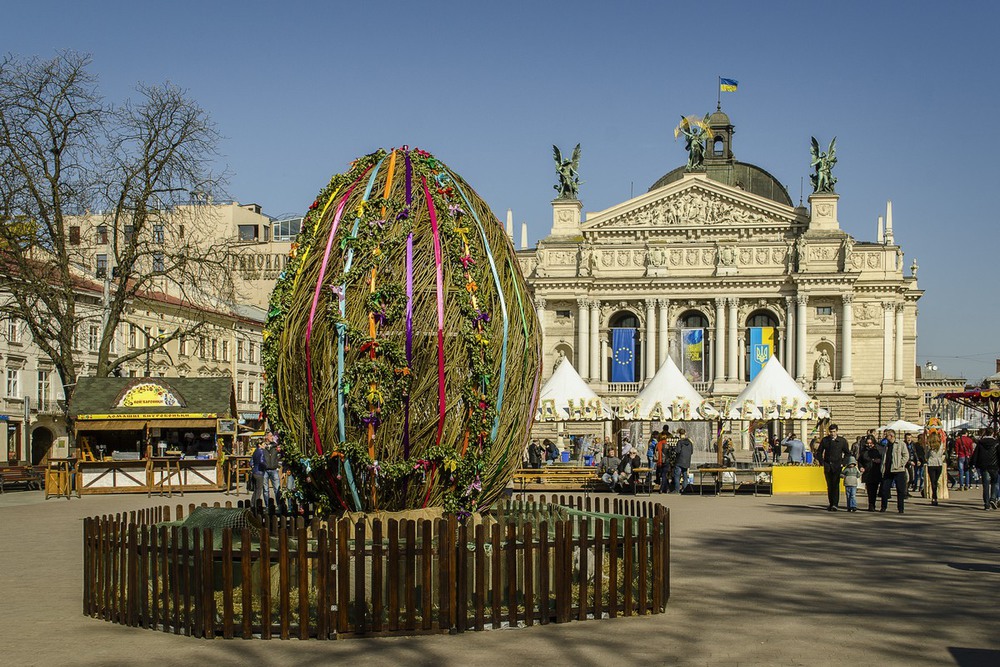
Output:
[626, 355, 717, 420]
[535, 357, 613, 421]
[726, 356, 828, 420]
[879, 419, 924, 433]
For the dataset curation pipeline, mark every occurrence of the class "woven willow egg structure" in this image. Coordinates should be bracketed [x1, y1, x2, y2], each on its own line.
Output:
[262, 148, 542, 514]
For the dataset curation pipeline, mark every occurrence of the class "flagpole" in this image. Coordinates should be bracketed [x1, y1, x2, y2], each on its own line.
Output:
[717, 76, 721, 110]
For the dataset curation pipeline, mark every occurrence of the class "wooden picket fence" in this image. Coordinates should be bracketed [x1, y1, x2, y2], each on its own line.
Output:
[82, 494, 669, 639]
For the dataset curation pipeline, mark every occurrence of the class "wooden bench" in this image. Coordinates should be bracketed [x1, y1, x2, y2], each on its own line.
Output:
[0, 466, 44, 493]
[510, 466, 601, 493]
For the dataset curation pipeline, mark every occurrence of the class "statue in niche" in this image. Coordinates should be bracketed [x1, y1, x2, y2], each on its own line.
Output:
[840, 237, 853, 272]
[809, 137, 837, 193]
[814, 349, 831, 380]
[552, 144, 581, 199]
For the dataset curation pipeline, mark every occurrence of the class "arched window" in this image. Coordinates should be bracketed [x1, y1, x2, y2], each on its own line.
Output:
[713, 137, 724, 156]
[746, 310, 780, 379]
[608, 311, 641, 383]
[676, 310, 709, 383]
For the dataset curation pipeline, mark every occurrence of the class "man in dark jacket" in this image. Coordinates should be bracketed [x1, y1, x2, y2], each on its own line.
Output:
[816, 424, 850, 511]
[672, 428, 694, 494]
[971, 428, 1000, 510]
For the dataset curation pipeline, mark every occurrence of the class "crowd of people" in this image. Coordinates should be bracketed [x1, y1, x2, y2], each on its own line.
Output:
[811, 423, 1000, 513]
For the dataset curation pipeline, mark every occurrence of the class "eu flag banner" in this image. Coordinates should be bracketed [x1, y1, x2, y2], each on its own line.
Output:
[611, 328, 637, 382]
[749, 326, 774, 380]
[720, 77, 738, 92]
[680, 328, 704, 382]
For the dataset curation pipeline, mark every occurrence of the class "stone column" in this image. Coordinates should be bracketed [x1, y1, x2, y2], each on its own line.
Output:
[882, 302, 894, 382]
[795, 294, 808, 382]
[577, 298, 590, 379]
[727, 297, 738, 381]
[894, 303, 905, 382]
[737, 332, 746, 381]
[785, 296, 795, 376]
[657, 298, 670, 367]
[778, 329, 786, 373]
[589, 300, 601, 382]
[841, 294, 853, 382]
[599, 339, 608, 382]
[534, 297, 545, 362]
[714, 298, 726, 384]
[645, 299, 657, 379]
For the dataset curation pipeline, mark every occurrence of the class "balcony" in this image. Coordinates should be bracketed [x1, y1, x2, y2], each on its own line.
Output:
[36, 399, 67, 415]
[606, 382, 641, 394]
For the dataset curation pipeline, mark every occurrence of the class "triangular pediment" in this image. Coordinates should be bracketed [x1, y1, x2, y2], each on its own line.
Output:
[582, 173, 802, 232]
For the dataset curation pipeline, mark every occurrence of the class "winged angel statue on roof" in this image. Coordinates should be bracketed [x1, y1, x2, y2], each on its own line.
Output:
[675, 115, 711, 170]
[810, 136, 837, 193]
[553, 143, 581, 199]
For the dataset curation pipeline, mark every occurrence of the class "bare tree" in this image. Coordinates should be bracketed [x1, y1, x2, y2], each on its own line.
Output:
[0, 52, 239, 406]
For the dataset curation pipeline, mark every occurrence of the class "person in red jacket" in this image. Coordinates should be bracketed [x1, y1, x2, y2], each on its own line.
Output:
[954, 429, 976, 491]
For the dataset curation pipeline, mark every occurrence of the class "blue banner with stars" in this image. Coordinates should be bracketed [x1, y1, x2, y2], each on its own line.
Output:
[611, 327, 637, 382]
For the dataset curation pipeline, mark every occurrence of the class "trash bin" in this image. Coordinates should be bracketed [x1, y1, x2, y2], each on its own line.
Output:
[561, 451, 570, 463]
[805, 452, 813, 464]
[584, 455, 594, 467]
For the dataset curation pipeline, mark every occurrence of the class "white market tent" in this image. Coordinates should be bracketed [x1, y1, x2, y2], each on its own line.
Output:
[726, 356, 829, 420]
[628, 355, 718, 420]
[535, 357, 613, 421]
[879, 419, 924, 433]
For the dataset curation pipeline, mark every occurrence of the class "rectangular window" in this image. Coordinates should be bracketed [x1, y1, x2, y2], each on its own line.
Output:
[178, 224, 185, 239]
[211, 338, 218, 361]
[556, 310, 571, 319]
[816, 306, 833, 316]
[88, 325, 99, 351]
[221, 340, 230, 362]
[247, 381, 255, 402]
[238, 225, 258, 242]
[129, 324, 137, 349]
[272, 217, 303, 242]
[236, 380, 244, 402]
[152, 252, 164, 272]
[248, 341, 257, 364]
[6, 369, 19, 398]
[109, 326, 118, 354]
[123, 225, 134, 243]
[198, 338, 206, 359]
[7, 320, 21, 344]
[72, 326, 80, 351]
[129, 369, 138, 378]
[37, 370, 50, 408]
[69, 226, 81, 245]
[178, 336, 188, 357]
[153, 224, 164, 244]
[96, 255, 108, 279]
[237, 340, 245, 363]
[96, 225, 108, 245]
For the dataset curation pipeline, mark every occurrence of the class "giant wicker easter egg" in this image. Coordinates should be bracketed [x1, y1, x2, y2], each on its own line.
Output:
[262, 148, 542, 514]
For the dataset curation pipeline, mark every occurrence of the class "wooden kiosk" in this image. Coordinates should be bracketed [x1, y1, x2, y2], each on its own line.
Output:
[68, 377, 237, 496]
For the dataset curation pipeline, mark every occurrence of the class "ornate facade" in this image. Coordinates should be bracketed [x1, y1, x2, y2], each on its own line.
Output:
[520, 110, 923, 438]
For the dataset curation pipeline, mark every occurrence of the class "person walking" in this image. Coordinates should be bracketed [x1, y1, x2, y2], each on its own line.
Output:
[262, 434, 282, 507]
[857, 435, 884, 511]
[923, 429, 946, 506]
[672, 429, 694, 494]
[816, 424, 850, 511]
[970, 428, 1000, 510]
[879, 429, 912, 513]
[250, 440, 267, 507]
[647, 431, 660, 484]
[841, 456, 861, 512]
[954, 429, 976, 490]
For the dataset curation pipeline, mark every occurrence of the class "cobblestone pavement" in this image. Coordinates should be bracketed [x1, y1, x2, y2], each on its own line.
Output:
[1, 487, 998, 666]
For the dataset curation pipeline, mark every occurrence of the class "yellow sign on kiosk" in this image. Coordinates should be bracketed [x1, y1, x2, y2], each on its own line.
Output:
[116, 382, 182, 408]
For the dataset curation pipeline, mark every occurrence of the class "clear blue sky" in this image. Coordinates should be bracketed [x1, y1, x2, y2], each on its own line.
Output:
[4, 1, 998, 381]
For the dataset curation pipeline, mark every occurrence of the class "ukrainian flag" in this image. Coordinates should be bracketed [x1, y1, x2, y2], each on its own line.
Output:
[720, 78, 738, 92]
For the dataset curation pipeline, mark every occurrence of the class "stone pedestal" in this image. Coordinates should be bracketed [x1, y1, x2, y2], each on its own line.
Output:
[808, 193, 840, 231]
[815, 378, 835, 392]
[550, 198, 583, 237]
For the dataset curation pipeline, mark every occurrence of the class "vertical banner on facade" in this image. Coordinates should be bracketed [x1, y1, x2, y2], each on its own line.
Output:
[749, 326, 774, 380]
[680, 328, 704, 382]
[610, 327, 637, 382]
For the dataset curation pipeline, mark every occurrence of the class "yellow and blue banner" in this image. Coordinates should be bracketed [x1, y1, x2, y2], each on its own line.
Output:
[681, 328, 704, 383]
[720, 78, 738, 92]
[611, 328, 637, 382]
[749, 326, 774, 380]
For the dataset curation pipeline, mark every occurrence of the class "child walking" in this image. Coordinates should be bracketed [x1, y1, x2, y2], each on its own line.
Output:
[842, 456, 861, 512]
